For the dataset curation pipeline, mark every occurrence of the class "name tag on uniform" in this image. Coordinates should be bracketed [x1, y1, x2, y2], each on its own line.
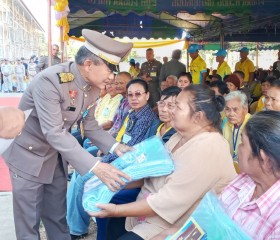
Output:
[67, 106, 76, 111]
[122, 134, 132, 144]
[150, 72, 157, 77]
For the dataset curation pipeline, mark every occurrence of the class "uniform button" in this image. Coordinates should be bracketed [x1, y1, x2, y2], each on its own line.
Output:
[84, 94, 88, 98]
[63, 118, 67, 121]
[28, 146, 33, 150]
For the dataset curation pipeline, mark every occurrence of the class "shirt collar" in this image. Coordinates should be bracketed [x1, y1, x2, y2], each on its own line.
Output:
[256, 178, 280, 216]
[227, 113, 251, 129]
[70, 62, 92, 92]
[232, 174, 280, 216]
[130, 104, 150, 119]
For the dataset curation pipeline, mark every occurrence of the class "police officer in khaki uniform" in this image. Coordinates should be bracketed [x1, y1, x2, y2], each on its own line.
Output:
[3, 29, 133, 240]
[36, 44, 62, 72]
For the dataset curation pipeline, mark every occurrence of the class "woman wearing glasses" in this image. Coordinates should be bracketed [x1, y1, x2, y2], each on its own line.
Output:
[101, 78, 159, 163]
[145, 86, 181, 143]
[89, 85, 237, 240]
[95, 86, 181, 240]
[67, 79, 159, 239]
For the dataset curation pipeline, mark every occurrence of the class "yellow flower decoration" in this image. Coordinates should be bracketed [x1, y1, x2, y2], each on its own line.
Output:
[53, 0, 69, 42]
[58, 72, 74, 83]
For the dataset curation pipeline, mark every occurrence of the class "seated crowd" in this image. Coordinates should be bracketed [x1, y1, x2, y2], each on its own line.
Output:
[67, 47, 280, 240]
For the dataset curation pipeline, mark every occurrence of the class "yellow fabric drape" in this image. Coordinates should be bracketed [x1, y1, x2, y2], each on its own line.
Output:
[53, 0, 69, 42]
[129, 39, 185, 48]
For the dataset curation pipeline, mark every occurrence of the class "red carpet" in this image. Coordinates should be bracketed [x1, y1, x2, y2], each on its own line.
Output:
[0, 95, 21, 192]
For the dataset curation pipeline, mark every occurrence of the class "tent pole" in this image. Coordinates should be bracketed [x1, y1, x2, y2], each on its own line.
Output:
[220, 24, 224, 49]
[48, 0, 52, 66]
[256, 42, 259, 69]
[60, 26, 64, 62]
[186, 39, 190, 71]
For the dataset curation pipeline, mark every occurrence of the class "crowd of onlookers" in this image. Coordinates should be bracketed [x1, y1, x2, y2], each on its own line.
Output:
[0, 44, 61, 93]
[2, 42, 280, 239]
[64, 46, 280, 240]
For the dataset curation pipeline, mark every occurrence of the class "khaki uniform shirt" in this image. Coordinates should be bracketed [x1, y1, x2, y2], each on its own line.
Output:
[36, 55, 61, 72]
[125, 132, 237, 239]
[3, 62, 116, 184]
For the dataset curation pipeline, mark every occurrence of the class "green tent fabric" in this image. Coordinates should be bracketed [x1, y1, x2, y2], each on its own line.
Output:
[67, 0, 280, 42]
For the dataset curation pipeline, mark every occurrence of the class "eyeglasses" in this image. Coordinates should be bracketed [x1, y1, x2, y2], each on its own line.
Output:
[127, 91, 146, 99]
[156, 100, 176, 109]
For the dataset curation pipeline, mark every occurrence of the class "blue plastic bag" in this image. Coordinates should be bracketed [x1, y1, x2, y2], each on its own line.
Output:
[83, 136, 174, 213]
[166, 191, 251, 240]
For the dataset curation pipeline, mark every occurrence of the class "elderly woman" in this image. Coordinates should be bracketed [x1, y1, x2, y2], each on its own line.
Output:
[89, 85, 237, 240]
[222, 91, 251, 161]
[95, 86, 180, 240]
[265, 79, 280, 111]
[165, 75, 177, 88]
[219, 111, 280, 239]
[145, 86, 181, 142]
[67, 79, 158, 239]
[154, 110, 280, 240]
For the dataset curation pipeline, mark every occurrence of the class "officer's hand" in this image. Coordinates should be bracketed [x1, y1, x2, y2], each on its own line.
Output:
[0, 107, 25, 139]
[96, 150, 103, 157]
[92, 162, 130, 191]
[114, 143, 133, 157]
[87, 203, 118, 218]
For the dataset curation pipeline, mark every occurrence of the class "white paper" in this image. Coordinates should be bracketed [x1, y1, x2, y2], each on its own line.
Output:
[0, 109, 33, 154]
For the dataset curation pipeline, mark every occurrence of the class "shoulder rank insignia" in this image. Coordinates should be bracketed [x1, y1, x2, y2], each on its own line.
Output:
[57, 72, 75, 84]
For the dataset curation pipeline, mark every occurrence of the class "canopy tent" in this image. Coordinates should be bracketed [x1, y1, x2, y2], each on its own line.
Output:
[53, 0, 280, 44]
[68, 12, 195, 39]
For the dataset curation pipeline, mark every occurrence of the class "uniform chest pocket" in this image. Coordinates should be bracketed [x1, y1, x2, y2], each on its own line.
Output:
[61, 110, 79, 123]
[14, 130, 51, 157]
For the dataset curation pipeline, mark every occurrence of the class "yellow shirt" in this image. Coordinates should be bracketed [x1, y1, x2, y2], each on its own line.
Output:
[235, 58, 255, 83]
[216, 61, 231, 79]
[222, 113, 251, 158]
[251, 81, 262, 98]
[190, 55, 207, 84]
[256, 95, 265, 112]
[129, 66, 140, 78]
[94, 93, 123, 125]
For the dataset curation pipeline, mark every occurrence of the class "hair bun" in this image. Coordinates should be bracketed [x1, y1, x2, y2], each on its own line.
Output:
[212, 95, 225, 112]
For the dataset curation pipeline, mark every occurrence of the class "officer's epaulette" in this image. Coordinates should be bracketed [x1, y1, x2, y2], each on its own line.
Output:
[57, 72, 74, 84]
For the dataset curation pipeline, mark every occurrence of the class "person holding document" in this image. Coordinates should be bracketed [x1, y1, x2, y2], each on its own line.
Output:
[89, 85, 236, 240]
[2, 29, 133, 240]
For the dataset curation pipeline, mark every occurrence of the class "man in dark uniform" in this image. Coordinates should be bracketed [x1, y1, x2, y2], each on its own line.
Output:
[139, 48, 162, 107]
[3, 29, 133, 240]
